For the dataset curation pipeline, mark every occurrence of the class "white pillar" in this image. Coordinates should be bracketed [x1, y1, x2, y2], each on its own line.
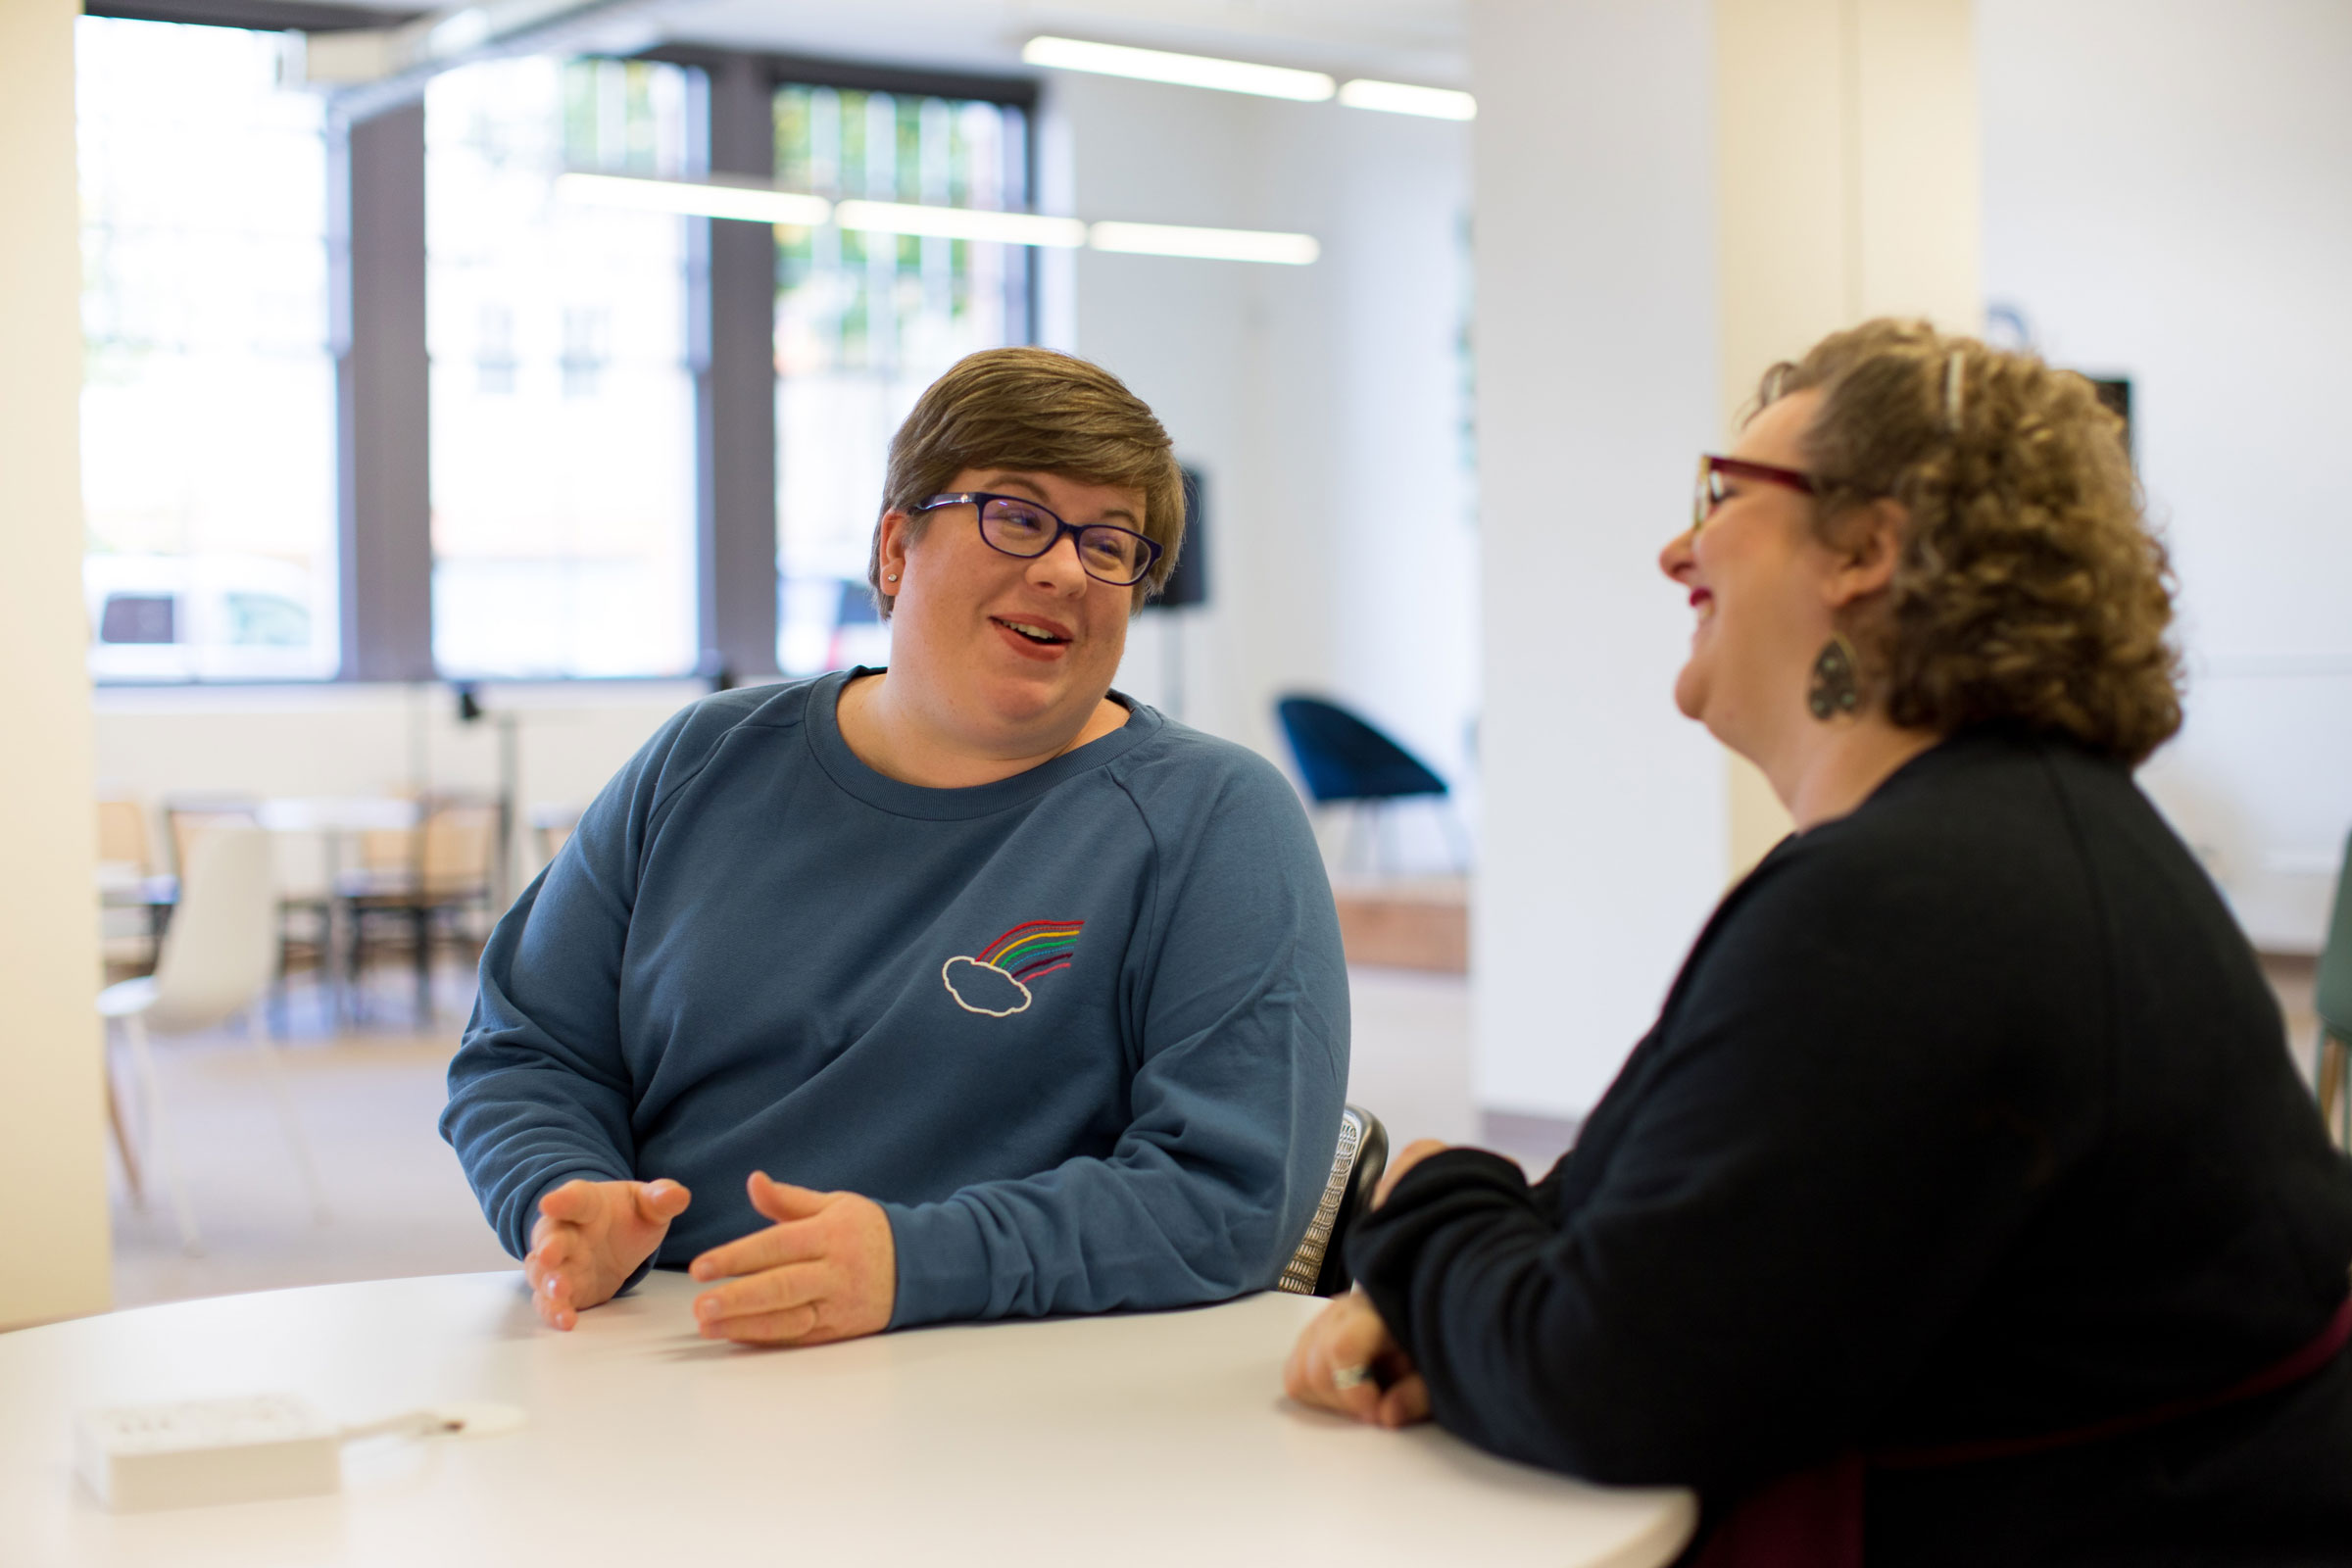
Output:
[0, 0, 112, 1326]
[1469, 0, 1980, 1118]
[1470, 0, 1727, 1116]
[1718, 0, 1982, 873]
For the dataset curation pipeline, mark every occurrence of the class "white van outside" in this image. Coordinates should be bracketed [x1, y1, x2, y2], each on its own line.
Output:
[84, 554, 335, 681]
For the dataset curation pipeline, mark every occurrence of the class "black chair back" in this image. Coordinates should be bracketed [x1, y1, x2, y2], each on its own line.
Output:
[1314, 1106, 1390, 1297]
[1278, 1104, 1391, 1298]
[1275, 697, 1447, 805]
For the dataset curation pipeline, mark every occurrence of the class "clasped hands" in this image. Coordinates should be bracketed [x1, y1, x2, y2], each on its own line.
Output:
[1280, 1136, 1450, 1430]
[524, 1170, 896, 1345]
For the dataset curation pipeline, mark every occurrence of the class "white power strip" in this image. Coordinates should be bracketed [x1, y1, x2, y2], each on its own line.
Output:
[77, 1396, 338, 1513]
[76, 1396, 526, 1512]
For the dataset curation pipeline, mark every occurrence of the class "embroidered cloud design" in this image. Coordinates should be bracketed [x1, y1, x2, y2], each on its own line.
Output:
[942, 956, 1032, 1017]
[942, 919, 1084, 1017]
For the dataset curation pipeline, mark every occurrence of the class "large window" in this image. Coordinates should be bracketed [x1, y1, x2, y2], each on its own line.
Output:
[772, 84, 1031, 674]
[77, 16, 339, 680]
[76, 36, 1040, 686]
[426, 57, 702, 678]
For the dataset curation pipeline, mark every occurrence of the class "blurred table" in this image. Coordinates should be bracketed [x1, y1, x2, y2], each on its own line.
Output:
[0, 1272, 1695, 1567]
[255, 796, 420, 839]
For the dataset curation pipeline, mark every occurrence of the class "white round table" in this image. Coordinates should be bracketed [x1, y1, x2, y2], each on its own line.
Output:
[1, 1271, 1695, 1566]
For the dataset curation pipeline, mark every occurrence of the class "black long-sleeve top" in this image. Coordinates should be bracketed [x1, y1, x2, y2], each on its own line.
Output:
[1350, 728, 2352, 1565]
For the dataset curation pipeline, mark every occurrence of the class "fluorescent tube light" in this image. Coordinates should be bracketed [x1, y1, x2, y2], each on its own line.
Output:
[555, 173, 832, 227]
[555, 176, 1311, 265]
[424, 7, 491, 57]
[1337, 79, 1477, 121]
[834, 200, 1087, 248]
[1022, 36, 1335, 102]
[1088, 220, 1320, 266]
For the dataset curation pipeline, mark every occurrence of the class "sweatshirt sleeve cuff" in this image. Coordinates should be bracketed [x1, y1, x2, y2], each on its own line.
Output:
[1382, 1147, 1529, 1209]
[1346, 1146, 1534, 1355]
[881, 1198, 994, 1329]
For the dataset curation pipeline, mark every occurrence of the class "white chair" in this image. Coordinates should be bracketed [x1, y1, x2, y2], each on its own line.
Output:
[98, 825, 329, 1253]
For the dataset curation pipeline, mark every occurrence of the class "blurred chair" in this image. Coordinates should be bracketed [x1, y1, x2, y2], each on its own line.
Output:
[338, 793, 499, 1025]
[1275, 695, 1468, 874]
[1279, 1103, 1391, 1298]
[161, 792, 329, 1027]
[95, 795, 174, 975]
[98, 825, 329, 1254]
[2316, 829, 2352, 1149]
[162, 794, 263, 889]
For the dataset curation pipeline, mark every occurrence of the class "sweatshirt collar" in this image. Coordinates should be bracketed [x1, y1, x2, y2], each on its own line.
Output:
[803, 666, 1159, 820]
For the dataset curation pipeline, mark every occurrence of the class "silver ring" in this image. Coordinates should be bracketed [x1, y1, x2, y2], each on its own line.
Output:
[1331, 1363, 1372, 1392]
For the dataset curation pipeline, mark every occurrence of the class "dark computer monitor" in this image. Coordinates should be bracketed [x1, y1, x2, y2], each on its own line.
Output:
[1149, 466, 1208, 610]
[2088, 376, 2132, 465]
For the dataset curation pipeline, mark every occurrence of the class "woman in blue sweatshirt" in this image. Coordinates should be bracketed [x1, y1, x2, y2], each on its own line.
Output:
[443, 348, 1348, 1346]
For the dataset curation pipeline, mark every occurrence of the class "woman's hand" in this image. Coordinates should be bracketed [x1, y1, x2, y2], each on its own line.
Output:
[1282, 1290, 1431, 1429]
[687, 1172, 898, 1346]
[1374, 1137, 1452, 1207]
[527, 1177, 693, 1331]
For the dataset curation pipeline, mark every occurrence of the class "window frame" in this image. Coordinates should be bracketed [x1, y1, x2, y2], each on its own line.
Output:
[78, 9, 1043, 687]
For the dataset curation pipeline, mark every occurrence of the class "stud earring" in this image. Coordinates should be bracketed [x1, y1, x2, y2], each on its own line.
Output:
[886, 573, 899, 582]
[1807, 633, 1862, 721]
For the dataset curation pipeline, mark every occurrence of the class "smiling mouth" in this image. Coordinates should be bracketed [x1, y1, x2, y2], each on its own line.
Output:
[994, 616, 1071, 647]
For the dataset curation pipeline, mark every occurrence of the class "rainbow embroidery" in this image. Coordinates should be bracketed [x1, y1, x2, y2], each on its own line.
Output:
[941, 919, 1085, 1017]
[979, 920, 1083, 982]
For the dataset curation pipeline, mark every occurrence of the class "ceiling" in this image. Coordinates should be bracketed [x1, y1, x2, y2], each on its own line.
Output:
[270, 0, 1469, 87]
[672, 0, 1464, 83]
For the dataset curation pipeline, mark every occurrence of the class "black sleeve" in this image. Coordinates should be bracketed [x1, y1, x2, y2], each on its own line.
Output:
[1347, 840, 2102, 1493]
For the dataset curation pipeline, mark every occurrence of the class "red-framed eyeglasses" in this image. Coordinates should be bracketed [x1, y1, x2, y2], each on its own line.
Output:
[1692, 454, 1818, 533]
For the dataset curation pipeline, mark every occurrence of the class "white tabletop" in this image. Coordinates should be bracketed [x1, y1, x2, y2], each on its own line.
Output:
[254, 798, 419, 834]
[2, 1271, 1695, 1567]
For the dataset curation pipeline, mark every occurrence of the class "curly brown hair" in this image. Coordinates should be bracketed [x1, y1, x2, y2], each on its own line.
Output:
[871, 347, 1185, 617]
[1756, 318, 2181, 764]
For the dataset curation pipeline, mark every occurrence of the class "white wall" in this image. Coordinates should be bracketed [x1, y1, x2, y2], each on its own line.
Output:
[1468, 0, 1730, 1116]
[1050, 71, 1478, 848]
[1981, 0, 2352, 951]
[1, 0, 113, 1329]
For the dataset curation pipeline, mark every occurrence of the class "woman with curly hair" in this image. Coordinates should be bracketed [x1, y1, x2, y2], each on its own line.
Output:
[1285, 319, 2352, 1565]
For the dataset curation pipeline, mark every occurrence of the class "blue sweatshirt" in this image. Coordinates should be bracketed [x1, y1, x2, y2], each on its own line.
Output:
[441, 671, 1348, 1328]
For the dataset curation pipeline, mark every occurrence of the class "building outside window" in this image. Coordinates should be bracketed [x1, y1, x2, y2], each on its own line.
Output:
[426, 56, 701, 679]
[772, 83, 1031, 674]
[77, 16, 339, 681]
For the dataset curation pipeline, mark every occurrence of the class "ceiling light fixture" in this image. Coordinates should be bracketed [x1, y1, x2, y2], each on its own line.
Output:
[833, 200, 1087, 249]
[1088, 220, 1320, 266]
[555, 172, 832, 227]
[1337, 79, 1477, 121]
[1022, 35, 1335, 102]
[559, 179, 1320, 266]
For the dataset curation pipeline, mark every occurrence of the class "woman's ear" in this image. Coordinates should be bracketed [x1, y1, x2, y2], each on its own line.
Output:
[1825, 497, 1906, 610]
[876, 511, 912, 587]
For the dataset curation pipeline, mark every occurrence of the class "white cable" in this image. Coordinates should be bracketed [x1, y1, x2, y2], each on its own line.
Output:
[337, 1408, 462, 1444]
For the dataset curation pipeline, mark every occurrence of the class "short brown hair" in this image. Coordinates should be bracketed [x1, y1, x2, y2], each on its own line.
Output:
[869, 348, 1186, 615]
[1756, 318, 2181, 764]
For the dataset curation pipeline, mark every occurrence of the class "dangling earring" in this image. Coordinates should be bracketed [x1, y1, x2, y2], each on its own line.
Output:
[1807, 633, 1861, 721]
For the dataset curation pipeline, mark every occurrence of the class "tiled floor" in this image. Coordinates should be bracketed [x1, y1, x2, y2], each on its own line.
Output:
[106, 970, 513, 1310]
[99, 955, 2318, 1312]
